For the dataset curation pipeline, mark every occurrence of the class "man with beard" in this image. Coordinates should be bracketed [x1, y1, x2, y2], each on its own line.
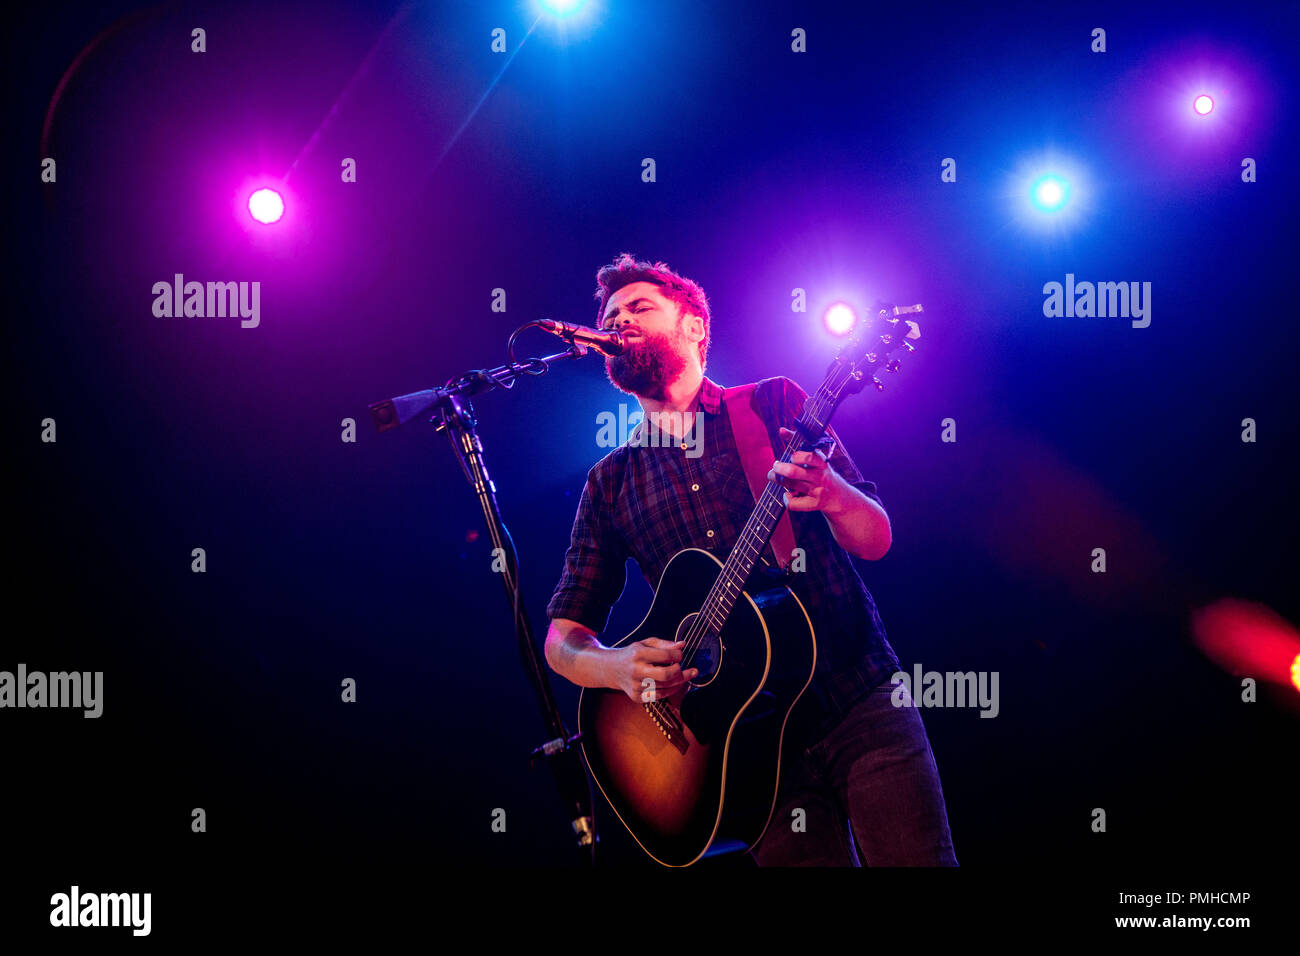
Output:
[543, 253, 957, 866]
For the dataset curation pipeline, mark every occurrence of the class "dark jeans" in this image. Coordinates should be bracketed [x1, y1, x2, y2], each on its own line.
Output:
[750, 681, 958, 866]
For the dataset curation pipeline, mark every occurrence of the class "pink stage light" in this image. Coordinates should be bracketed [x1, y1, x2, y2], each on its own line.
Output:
[248, 188, 285, 224]
[823, 302, 857, 336]
[1193, 94, 1214, 115]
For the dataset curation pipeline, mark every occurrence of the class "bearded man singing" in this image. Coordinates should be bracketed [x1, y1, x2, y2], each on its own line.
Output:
[544, 253, 957, 867]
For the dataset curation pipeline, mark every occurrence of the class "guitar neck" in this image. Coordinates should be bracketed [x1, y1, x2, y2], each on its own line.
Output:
[694, 304, 921, 635]
[697, 386, 840, 633]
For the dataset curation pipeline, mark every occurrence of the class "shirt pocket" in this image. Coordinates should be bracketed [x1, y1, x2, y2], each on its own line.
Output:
[702, 449, 741, 483]
[701, 450, 755, 518]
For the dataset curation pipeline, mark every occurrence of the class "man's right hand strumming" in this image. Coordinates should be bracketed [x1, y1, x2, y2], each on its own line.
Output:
[545, 620, 699, 702]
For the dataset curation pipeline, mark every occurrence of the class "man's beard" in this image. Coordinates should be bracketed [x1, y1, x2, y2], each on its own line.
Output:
[605, 327, 689, 400]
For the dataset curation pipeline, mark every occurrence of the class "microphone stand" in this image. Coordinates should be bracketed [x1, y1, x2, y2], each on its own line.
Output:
[368, 333, 600, 865]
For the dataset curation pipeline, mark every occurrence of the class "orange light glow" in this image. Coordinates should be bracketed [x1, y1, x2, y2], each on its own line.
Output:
[1191, 599, 1300, 693]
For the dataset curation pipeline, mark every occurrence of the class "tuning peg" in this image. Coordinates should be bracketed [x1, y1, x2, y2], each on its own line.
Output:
[886, 359, 902, 373]
[872, 379, 885, 391]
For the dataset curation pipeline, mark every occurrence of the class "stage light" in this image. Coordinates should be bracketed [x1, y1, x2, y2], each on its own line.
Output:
[1193, 94, 1214, 115]
[1030, 175, 1070, 213]
[538, 0, 586, 16]
[1006, 153, 1090, 234]
[532, 0, 602, 42]
[823, 302, 857, 336]
[248, 188, 284, 224]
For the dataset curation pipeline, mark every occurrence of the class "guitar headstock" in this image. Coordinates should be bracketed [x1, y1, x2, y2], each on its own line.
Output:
[829, 301, 922, 396]
[795, 302, 922, 441]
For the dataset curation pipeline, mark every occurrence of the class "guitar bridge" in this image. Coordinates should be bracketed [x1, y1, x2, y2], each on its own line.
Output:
[643, 702, 689, 754]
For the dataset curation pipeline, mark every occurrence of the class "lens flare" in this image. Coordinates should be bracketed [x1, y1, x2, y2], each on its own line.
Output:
[1191, 598, 1300, 694]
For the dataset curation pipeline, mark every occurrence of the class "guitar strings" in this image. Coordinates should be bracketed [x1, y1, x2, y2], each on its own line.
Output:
[678, 370, 846, 668]
[643, 379, 840, 740]
[684, 383, 837, 652]
[644, 323, 904, 736]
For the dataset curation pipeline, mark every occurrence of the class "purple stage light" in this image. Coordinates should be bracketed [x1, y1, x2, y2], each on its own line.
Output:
[823, 302, 857, 336]
[248, 188, 284, 224]
[1109, 39, 1277, 162]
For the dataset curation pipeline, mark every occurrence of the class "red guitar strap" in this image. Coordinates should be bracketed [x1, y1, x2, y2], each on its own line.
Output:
[723, 383, 798, 570]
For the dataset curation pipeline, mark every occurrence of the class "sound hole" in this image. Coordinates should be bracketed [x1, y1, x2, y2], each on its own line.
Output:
[678, 613, 721, 685]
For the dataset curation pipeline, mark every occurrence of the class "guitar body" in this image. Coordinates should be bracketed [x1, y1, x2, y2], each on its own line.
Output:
[578, 547, 816, 867]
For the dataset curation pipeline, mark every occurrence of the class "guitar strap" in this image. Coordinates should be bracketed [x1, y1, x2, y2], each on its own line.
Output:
[722, 383, 798, 570]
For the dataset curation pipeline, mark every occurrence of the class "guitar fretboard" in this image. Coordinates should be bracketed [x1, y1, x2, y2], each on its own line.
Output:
[692, 380, 840, 638]
[678, 307, 919, 658]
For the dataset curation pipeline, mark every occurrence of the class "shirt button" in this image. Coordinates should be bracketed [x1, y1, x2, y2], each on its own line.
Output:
[706, 530, 715, 538]
[691, 483, 700, 491]
[680, 442, 688, 450]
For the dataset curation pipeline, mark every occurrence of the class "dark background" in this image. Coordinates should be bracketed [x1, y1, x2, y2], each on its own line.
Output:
[3, 0, 1296, 921]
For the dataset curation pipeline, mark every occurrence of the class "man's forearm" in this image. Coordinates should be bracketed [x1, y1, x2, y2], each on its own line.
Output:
[544, 617, 613, 688]
[822, 480, 892, 561]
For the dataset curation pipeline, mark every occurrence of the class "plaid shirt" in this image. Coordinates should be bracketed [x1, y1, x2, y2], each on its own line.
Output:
[547, 375, 901, 744]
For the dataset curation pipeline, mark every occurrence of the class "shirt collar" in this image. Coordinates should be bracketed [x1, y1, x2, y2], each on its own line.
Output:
[697, 376, 724, 415]
[625, 376, 724, 447]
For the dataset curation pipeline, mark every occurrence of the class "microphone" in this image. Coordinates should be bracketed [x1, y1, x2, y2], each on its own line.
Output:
[368, 389, 440, 432]
[536, 320, 625, 357]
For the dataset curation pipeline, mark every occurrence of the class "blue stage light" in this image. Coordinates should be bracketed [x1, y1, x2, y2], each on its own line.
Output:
[1030, 175, 1070, 213]
[539, 0, 586, 16]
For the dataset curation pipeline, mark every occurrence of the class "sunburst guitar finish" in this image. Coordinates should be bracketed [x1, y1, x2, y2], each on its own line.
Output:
[578, 548, 815, 867]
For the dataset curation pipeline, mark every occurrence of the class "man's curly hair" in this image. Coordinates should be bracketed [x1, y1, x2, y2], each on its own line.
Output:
[594, 253, 711, 370]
